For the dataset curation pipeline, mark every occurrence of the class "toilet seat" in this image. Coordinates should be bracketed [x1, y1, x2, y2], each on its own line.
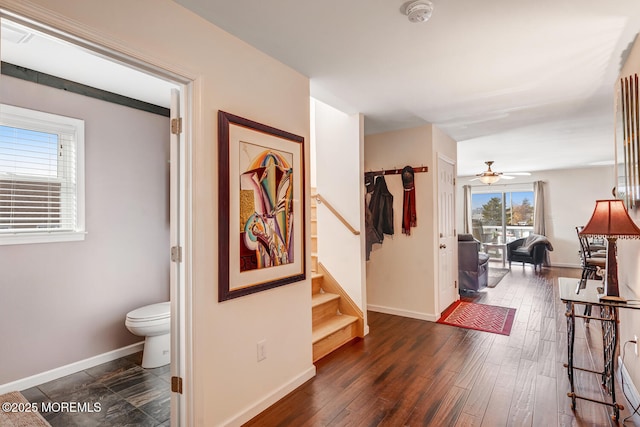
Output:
[126, 302, 170, 322]
[125, 301, 171, 368]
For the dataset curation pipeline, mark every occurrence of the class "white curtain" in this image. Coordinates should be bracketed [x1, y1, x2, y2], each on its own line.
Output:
[463, 185, 472, 234]
[533, 181, 546, 235]
[533, 180, 550, 266]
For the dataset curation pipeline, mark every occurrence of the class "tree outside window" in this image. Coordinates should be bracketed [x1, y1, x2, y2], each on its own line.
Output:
[481, 196, 503, 226]
[472, 190, 535, 245]
[511, 197, 533, 225]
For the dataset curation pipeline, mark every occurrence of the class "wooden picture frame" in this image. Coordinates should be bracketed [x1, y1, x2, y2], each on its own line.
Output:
[218, 111, 306, 301]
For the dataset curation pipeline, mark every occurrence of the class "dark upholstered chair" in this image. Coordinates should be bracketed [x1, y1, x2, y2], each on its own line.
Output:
[458, 234, 489, 293]
[506, 234, 553, 271]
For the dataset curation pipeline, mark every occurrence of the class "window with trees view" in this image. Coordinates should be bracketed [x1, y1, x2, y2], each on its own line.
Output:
[471, 190, 534, 246]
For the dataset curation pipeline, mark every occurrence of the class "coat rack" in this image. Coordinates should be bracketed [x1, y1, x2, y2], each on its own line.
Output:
[364, 165, 428, 178]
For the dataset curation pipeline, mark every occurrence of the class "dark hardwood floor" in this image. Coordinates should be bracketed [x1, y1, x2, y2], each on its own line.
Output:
[245, 265, 640, 426]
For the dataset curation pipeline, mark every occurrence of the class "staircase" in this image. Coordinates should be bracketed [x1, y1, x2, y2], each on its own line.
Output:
[311, 194, 364, 362]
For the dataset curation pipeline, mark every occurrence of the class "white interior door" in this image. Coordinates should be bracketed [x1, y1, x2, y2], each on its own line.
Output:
[438, 155, 457, 312]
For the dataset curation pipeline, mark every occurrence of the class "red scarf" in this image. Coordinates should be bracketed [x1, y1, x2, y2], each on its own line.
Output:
[402, 186, 417, 235]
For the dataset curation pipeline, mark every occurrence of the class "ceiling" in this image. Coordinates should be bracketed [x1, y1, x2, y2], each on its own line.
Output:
[173, 0, 640, 176]
[0, 19, 177, 113]
[3, 2, 640, 176]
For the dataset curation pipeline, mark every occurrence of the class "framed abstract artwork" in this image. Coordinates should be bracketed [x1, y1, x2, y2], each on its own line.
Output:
[616, 74, 640, 208]
[218, 111, 306, 301]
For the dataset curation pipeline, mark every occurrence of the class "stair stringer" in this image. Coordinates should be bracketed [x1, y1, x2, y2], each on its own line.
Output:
[317, 263, 365, 339]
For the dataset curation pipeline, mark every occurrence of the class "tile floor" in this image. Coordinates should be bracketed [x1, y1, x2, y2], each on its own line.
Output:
[21, 352, 170, 426]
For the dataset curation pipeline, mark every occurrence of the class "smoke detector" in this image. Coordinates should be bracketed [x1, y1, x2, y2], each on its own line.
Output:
[405, 1, 434, 23]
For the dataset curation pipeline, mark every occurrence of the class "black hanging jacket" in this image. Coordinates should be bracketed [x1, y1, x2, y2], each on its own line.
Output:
[369, 175, 394, 239]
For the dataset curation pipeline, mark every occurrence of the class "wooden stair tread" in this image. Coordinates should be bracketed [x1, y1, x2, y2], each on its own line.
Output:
[312, 292, 340, 307]
[312, 314, 358, 343]
[310, 203, 363, 361]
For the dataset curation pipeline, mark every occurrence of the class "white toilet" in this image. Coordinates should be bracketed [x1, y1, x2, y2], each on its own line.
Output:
[125, 302, 171, 369]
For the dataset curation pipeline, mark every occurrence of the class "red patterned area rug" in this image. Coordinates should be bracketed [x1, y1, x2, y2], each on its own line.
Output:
[437, 301, 516, 336]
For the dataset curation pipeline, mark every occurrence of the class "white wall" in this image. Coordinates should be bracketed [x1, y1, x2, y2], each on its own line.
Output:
[313, 99, 366, 310]
[365, 125, 458, 320]
[615, 34, 640, 415]
[0, 75, 170, 384]
[618, 209, 640, 412]
[535, 167, 615, 266]
[456, 166, 614, 267]
[1, 1, 314, 426]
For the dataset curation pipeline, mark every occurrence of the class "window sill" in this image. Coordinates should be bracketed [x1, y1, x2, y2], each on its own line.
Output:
[0, 231, 86, 246]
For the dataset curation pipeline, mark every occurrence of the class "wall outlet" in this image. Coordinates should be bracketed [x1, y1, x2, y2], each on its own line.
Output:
[257, 340, 267, 362]
[635, 335, 638, 357]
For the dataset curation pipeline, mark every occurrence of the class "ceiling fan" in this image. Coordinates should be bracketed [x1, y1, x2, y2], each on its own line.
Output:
[471, 161, 530, 185]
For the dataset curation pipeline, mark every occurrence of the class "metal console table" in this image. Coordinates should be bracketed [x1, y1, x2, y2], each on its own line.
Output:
[559, 277, 639, 421]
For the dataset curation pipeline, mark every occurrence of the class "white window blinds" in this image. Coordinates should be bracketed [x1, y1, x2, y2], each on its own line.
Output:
[0, 104, 85, 243]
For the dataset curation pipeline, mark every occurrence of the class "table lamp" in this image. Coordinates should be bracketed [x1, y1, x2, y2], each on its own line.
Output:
[579, 199, 640, 302]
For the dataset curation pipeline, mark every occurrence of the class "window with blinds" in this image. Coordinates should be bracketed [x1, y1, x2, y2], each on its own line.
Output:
[0, 104, 85, 244]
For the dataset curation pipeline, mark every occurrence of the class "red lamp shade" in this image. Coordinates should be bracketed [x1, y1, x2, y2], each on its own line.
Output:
[580, 199, 640, 239]
[579, 199, 640, 301]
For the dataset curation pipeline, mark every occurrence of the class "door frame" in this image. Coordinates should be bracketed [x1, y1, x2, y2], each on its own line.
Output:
[0, 5, 194, 425]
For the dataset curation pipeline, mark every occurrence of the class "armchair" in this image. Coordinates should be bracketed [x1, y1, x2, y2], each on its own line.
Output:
[458, 234, 490, 293]
[506, 234, 553, 271]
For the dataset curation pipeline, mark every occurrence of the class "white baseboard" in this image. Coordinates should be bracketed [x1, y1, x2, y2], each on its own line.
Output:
[0, 342, 144, 395]
[550, 262, 582, 269]
[222, 365, 316, 427]
[368, 304, 439, 322]
[618, 355, 640, 423]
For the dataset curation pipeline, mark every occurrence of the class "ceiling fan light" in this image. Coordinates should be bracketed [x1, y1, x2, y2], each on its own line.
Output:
[479, 175, 500, 185]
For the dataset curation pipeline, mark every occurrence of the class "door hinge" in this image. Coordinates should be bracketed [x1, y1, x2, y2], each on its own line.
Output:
[171, 246, 183, 263]
[171, 376, 183, 394]
[455, 280, 458, 289]
[171, 117, 182, 134]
